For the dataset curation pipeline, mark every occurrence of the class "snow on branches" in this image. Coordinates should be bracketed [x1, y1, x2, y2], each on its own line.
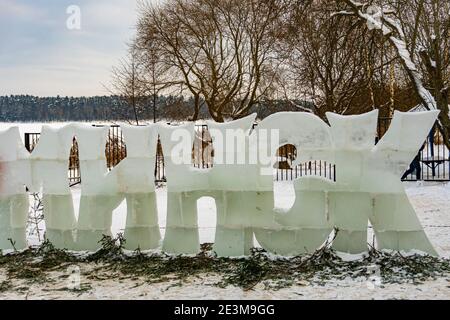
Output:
[337, 0, 438, 111]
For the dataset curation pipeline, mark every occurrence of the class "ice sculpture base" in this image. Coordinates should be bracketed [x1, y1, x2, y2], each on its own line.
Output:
[123, 226, 161, 251]
[45, 229, 76, 250]
[76, 229, 112, 251]
[0, 227, 27, 250]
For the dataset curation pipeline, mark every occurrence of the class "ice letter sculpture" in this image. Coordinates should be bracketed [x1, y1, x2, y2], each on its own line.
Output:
[75, 124, 161, 251]
[253, 112, 335, 255]
[29, 125, 77, 249]
[159, 115, 261, 256]
[0, 110, 439, 256]
[0, 127, 30, 250]
[252, 110, 438, 255]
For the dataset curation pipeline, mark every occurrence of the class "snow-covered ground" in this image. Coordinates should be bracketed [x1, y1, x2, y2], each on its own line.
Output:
[1, 268, 449, 300]
[3, 180, 446, 300]
[403, 182, 450, 257]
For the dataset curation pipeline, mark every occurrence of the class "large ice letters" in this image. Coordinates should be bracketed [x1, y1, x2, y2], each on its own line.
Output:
[0, 127, 30, 250]
[75, 124, 161, 251]
[0, 110, 439, 256]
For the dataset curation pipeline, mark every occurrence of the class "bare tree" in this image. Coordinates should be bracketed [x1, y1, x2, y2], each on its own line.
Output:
[134, 40, 176, 123]
[280, 0, 408, 118]
[109, 49, 146, 125]
[338, 0, 450, 147]
[137, 0, 284, 122]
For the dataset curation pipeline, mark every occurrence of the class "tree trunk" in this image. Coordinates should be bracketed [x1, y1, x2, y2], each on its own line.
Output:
[132, 99, 139, 126]
[436, 100, 450, 150]
[419, 50, 450, 150]
[340, 0, 450, 149]
[153, 92, 157, 124]
[189, 95, 200, 122]
[212, 113, 225, 123]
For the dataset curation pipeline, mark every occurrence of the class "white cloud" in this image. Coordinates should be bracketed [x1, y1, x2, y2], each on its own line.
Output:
[0, 0, 45, 19]
[0, 64, 111, 97]
[81, 0, 137, 30]
[0, 0, 139, 96]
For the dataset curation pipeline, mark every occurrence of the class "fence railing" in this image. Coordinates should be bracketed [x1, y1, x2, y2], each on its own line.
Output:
[377, 118, 450, 182]
[24, 118, 448, 185]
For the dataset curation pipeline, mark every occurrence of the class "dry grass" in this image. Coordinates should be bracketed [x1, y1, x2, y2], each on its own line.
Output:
[1, 233, 449, 294]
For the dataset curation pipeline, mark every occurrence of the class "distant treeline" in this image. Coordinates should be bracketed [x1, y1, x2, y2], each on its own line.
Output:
[0, 95, 313, 123]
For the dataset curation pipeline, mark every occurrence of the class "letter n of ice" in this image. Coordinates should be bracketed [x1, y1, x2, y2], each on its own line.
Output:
[75, 124, 161, 251]
[0, 127, 31, 250]
[29, 125, 77, 249]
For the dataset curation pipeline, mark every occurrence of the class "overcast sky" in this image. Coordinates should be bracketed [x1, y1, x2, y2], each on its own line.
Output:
[0, 0, 140, 97]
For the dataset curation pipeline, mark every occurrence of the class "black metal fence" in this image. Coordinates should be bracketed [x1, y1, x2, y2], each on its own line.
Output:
[377, 118, 449, 181]
[193, 125, 214, 169]
[23, 118, 449, 185]
[274, 144, 336, 181]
